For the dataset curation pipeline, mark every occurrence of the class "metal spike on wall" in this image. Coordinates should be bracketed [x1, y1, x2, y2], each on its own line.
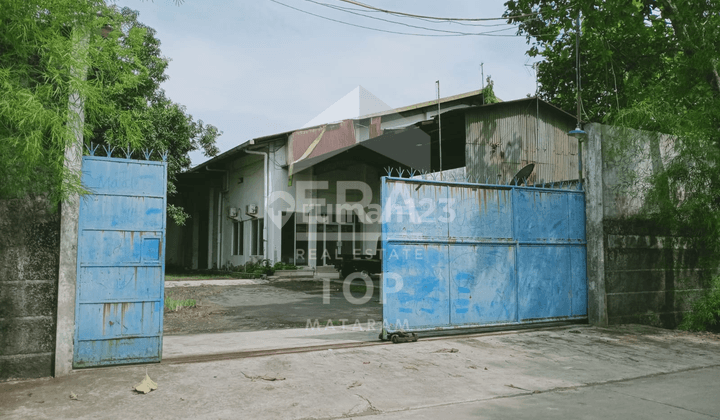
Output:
[160, 150, 169, 162]
[384, 166, 393, 177]
[124, 146, 133, 160]
[102, 145, 115, 157]
[142, 149, 153, 160]
[86, 142, 99, 156]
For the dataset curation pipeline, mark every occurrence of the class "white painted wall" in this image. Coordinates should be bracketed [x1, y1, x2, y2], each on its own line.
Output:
[210, 141, 295, 269]
[219, 152, 265, 268]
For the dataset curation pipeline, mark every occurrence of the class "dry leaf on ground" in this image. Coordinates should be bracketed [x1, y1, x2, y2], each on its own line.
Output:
[134, 373, 158, 394]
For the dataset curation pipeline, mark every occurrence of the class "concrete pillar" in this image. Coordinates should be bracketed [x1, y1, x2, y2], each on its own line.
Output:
[192, 205, 199, 270]
[54, 28, 88, 376]
[584, 123, 608, 326]
[55, 146, 80, 377]
[208, 188, 215, 269]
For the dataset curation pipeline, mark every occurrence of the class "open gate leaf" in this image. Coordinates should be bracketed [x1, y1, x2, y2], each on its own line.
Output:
[134, 373, 158, 394]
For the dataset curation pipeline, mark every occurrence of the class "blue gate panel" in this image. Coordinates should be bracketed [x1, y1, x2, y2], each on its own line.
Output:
[570, 246, 588, 316]
[78, 267, 162, 302]
[74, 337, 161, 368]
[82, 158, 166, 197]
[78, 231, 162, 264]
[79, 195, 164, 231]
[383, 181, 449, 240]
[449, 244, 516, 325]
[448, 187, 513, 241]
[383, 243, 450, 329]
[518, 246, 571, 320]
[381, 177, 587, 333]
[567, 194, 586, 241]
[514, 190, 569, 241]
[74, 157, 166, 368]
[75, 301, 162, 340]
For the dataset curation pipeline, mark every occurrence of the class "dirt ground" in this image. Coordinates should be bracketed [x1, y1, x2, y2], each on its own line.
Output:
[163, 279, 382, 335]
[163, 285, 229, 335]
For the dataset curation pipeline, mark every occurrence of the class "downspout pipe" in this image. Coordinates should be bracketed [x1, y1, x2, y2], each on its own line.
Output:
[205, 166, 228, 191]
[245, 149, 268, 262]
[205, 166, 228, 268]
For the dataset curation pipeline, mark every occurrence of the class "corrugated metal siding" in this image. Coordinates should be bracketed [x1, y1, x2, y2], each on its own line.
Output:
[369, 116, 383, 138]
[465, 102, 577, 184]
[290, 120, 356, 163]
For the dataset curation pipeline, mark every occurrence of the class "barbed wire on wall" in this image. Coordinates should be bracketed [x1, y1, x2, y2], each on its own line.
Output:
[84, 142, 169, 162]
[382, 166, 582, 191]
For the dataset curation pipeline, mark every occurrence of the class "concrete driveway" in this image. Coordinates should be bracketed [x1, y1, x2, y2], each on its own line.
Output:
[1, 325, 719, 419]
[163, 279, 382, 335]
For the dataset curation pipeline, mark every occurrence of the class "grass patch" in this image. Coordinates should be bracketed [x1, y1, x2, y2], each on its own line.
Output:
[165, 273, 235, 281]
[680, 275, 720, 332]
[165, 296, 196, 311]
[350, 284, 367, 293]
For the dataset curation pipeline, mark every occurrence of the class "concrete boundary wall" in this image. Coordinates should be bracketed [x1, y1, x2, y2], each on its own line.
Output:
[0, 197, 61, 381]
[584, 123, 710, 329]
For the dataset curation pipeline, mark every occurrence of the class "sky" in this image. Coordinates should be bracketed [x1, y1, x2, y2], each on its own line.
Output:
[113, 0, 539, 166]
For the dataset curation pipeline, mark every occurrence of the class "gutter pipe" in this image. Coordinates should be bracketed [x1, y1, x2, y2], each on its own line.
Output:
[245, 149, 268, 262]
[205, 166, 228, 269]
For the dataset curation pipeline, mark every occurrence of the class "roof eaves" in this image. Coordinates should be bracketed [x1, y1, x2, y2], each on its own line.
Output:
[358, 89, 484, 119]
[187, 89, 490, 173]
[188, 141, 251, 173]
[451, 97, 576, 121]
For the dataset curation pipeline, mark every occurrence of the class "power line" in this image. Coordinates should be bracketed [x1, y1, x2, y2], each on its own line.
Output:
[303, 0, 517, 36]
[316, 1, 513, 27]
[336, 0, 537, 22]
[269, 0, 523, 37]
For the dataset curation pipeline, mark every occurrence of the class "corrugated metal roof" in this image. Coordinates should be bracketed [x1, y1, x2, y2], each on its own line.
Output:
[188, 94, 573, 174]
[358, 89, 485, 119]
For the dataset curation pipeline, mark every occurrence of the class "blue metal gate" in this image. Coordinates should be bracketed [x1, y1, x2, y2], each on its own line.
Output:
[74, 153, 167, 367]
[381, 176, 587, 332]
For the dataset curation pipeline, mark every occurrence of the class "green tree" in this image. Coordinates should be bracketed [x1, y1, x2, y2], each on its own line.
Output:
[504, 0, 720, 329]
[85, 5, 220, 224]
[482, 76, 499, 104]
[0, 1, 220, 224]
[1, 0, 100, 202]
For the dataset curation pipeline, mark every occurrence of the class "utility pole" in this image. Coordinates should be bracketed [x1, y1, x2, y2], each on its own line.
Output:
[436, 80, 442, 180]
[480, 63, 485, 105]
[568, 11, 586, 186]
[576, 12, 583, 185]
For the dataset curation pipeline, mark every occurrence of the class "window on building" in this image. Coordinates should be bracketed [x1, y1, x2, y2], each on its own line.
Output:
[251, 218, 264, 255]
[233, 221, 244, 256]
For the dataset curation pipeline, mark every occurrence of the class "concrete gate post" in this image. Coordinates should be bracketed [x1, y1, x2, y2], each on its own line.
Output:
[55, 142, 81, 376]
[584, 123, 608, 326]
[54, 28, 87, 376]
